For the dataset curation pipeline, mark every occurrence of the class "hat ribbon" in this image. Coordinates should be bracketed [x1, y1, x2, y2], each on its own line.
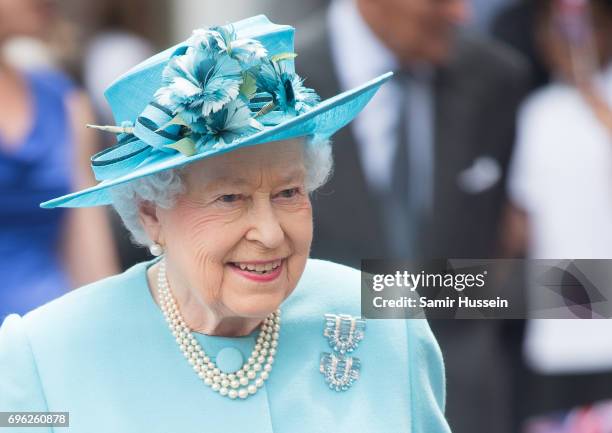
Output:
[88, 101, 184, 181]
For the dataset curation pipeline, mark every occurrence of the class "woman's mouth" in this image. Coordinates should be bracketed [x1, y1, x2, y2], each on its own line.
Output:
[228, 259, 284, 282]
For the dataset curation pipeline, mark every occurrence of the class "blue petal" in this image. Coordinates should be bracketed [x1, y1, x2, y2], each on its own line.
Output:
[200, 55, 242, 116]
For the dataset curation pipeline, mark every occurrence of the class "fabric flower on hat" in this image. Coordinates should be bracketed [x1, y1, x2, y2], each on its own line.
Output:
[155, 45, 241, 122]
[255, 57, 320, 117]
[204, 26, 268, 67]
[193, 99, 264, 151]
[154, 26, 266, 124]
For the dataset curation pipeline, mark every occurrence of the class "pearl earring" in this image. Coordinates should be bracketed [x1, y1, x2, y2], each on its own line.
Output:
[149, 242, 164, 257]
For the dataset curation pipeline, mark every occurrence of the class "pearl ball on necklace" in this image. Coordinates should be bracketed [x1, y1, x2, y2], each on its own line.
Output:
[156, 258, 281, 400]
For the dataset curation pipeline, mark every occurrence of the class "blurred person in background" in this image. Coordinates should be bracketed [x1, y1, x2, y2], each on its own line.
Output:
[0, 0, 118, 321]
[505, 0, 612, 426]
[296, 1, 530, 433]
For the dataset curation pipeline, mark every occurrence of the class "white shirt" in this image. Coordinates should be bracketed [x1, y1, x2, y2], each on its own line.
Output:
[508, 64, 612, 374]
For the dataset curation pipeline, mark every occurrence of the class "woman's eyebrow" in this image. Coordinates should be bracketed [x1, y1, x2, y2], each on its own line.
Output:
[203, 167, 306, 191]
[206, 177, 252, 189]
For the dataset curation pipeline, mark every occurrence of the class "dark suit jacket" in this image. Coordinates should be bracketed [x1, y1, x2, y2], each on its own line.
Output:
[296, 19, 530, 267]
[296, 14, 530, 433]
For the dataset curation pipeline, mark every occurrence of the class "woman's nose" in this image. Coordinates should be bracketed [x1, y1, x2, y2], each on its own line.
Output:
[245, 200, 285, 249]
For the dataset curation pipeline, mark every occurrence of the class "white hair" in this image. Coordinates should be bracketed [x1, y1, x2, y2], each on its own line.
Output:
[110, 137, 333, 246]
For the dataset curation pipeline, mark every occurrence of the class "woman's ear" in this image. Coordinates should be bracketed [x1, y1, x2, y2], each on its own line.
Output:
[138, 201, 164, 245]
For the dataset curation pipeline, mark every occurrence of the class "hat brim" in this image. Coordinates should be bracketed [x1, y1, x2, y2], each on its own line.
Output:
[41, 72, 393, 209]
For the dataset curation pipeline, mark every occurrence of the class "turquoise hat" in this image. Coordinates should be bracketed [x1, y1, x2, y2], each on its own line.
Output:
[41, 15, 392, 208]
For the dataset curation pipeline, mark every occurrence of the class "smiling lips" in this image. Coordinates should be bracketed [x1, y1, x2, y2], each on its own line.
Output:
[229, 259, 284, 282]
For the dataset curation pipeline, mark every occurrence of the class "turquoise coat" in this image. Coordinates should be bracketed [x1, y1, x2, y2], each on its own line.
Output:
[0, 259, 451, 432]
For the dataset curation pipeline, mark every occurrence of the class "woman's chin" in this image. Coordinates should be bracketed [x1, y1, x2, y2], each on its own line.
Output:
[226, 297, 285, 320]
[222, 279, 290, 318]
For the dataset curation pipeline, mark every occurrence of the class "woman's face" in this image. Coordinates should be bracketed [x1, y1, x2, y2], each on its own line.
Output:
[537, 2, 612, 84]
[151, 139, 312, 320]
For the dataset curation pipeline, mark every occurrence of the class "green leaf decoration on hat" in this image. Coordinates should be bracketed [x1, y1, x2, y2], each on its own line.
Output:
[239, 72, 257, 100]
[270, 52, 298, 63]
[156, 114, 190, 132]
[165, 136, 197, 156]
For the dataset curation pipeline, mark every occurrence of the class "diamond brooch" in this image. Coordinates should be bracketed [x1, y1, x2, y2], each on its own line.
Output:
[320, 314, 366, 392]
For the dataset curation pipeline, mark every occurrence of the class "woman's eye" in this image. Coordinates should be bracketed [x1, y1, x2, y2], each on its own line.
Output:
[218, 194, 243, 203]
[277, 187, 300, 199]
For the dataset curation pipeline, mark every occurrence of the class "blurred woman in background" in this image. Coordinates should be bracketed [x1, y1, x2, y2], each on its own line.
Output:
[505, 0, 612, 428]
[0, 0, 118, 320]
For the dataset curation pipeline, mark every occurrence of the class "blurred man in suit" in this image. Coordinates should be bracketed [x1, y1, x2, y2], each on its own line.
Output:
[296, 1, 530, 433]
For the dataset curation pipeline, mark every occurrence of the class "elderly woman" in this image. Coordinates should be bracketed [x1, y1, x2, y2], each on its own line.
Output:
[0, 15, 450, 433]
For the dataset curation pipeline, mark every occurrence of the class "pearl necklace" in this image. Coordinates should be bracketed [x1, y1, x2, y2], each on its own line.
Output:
[157, 258, 280, 400]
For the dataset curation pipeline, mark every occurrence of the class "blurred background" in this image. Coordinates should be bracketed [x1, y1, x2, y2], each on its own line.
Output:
[1, 0, 612, 432]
